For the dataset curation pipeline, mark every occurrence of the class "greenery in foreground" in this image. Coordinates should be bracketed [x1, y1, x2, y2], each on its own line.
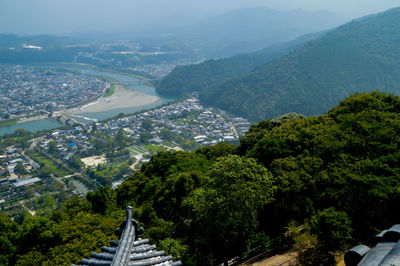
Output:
[1, 92, 400, 265]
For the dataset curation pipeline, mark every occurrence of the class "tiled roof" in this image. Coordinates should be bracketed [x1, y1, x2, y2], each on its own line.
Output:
[77, 207, 182, 266]
[345, 224, 400, 266]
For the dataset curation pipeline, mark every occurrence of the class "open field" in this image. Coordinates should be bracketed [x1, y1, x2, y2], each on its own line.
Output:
[143, 144, 167, 153]
[81, 155, 107, 167]
[26, 151, 73, 177]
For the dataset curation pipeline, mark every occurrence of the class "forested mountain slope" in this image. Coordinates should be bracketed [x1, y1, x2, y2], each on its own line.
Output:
[1, 92, 400, 265]
[155, 32, 324, 96]
[199, 7, 400, 121]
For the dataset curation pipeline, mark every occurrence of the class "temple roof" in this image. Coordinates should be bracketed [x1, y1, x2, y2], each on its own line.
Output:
[345, 224, 400, 266]
[76, 207, 182, 266]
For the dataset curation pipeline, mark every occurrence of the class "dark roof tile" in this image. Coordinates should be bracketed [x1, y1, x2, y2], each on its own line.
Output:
[346, 224, 400, 266]
[78, 207, 182, 266]
[344, 245, 370, 266]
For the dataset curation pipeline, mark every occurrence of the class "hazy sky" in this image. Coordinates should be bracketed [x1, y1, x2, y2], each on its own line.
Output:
[0, 0, 399, 35]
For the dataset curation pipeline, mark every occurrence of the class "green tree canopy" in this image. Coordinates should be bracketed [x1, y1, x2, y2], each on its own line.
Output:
[185, 155, 276, 264]
[141, 119, 153, 130]
[67, 155, 83, 170]
[14, 161, 27, 176]
[310, 207, 352, 251]
[48, 140, 58, 154]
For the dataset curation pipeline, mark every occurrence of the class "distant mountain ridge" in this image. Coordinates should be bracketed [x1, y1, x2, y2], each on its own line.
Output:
[180, 7, 347, 57]
[195, 7, 400, 121]
[0, 34, 79, 48]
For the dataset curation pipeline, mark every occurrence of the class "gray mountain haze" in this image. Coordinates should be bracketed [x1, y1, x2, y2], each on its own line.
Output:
[180, 7, 346, 56]
[0, 0, 399, 35]
[0, 6, 349, 60]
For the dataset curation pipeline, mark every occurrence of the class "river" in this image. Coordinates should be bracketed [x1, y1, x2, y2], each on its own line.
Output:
[0, 64, 174, 136]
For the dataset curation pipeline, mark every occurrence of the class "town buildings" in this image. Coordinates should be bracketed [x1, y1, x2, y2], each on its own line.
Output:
[0, 66, 106, 120]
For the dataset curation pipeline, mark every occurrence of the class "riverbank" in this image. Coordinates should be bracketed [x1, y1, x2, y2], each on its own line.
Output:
[64, 85, 160, 115]
[15, 85, 159, 125]
[0, 65, 172, 136]
[0, 115, 48, 125]
[0, 119, 17, 126]
[16, 115, 47, 124]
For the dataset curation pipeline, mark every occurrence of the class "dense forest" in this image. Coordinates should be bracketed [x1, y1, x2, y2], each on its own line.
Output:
[155, 32, 324, 96]
[1, 92, 400, 265]
[157, 7, 400, 122]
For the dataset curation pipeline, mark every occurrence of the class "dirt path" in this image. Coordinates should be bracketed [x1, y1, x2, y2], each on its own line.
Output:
[245, 251, 298, 266]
